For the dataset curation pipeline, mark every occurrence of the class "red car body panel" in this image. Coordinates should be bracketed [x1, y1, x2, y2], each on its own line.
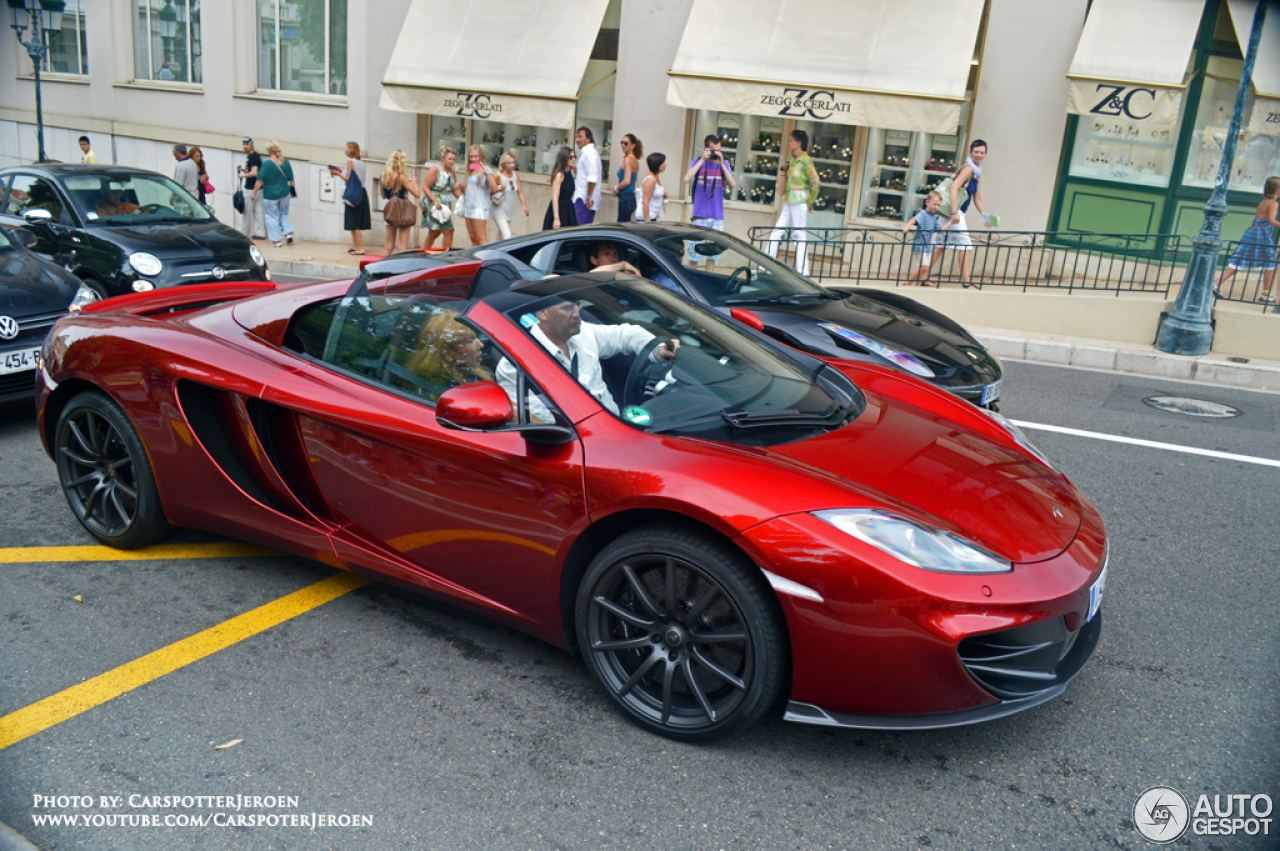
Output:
[36, 276, 1107, 726]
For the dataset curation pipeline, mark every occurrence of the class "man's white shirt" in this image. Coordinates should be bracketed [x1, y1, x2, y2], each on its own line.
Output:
[574, 142, 602, 207]
[496, 320, 656, 419]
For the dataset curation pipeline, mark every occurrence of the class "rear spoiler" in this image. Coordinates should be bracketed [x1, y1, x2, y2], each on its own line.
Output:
[80, 281, 278, 318]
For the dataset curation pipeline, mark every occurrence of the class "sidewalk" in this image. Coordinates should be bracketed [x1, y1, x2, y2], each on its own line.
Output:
[259, 239, 1280, 393]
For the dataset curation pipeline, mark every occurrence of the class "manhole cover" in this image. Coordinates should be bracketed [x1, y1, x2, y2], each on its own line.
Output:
[1142, 395, 1242, 418]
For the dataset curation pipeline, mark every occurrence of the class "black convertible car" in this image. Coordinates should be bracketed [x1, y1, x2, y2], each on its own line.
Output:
[0, 164, 269, 299]
[451, 224, 1004, 407]
[0, 226, 93, 405]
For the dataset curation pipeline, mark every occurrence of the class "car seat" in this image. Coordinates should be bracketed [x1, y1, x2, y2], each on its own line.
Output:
[471, 257, 526, 299]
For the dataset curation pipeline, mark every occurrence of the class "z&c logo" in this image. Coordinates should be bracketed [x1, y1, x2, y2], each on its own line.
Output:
[441, 92, 498, 119]
[1134, 786, 1190, 844]
[1089, 83, 1157, 120]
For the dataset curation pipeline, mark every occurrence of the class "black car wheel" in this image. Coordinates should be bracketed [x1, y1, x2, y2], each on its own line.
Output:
[55, 392, 172, 548]
[577, 527, 787, 742]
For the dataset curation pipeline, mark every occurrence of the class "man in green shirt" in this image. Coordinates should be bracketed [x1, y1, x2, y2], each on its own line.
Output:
[766, 129, 820, 276]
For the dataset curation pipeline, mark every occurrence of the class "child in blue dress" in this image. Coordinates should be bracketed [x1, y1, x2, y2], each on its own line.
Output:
[1217, 175, 1280, 303]
[902, 191, 952, 285]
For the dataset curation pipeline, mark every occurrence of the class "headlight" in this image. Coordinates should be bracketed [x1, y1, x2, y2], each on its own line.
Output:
[818, 323, 934, 378]
[813, 509, 1011, 574]
[68, 282, 100, 312]
[131, 280, 155, 292]
[128, 252, 163, 276]
[983, 408, 1056, 470]
[248, 244, 265, 266]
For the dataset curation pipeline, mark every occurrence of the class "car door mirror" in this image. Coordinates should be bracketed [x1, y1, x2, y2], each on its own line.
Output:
[436, 381, 515, 430]
[22, 209, 53, 227]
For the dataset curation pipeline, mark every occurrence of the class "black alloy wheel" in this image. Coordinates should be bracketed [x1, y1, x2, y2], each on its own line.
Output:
[55, 392, 171, 549]
[577, 527, 787, 742]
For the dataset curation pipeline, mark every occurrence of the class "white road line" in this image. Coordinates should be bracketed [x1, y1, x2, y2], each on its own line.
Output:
[1011, 420, 1280, 469]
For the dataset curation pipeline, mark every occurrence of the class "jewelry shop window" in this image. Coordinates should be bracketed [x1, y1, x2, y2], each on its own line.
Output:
[257, 0, 347, 96]
[792, 120, 853, 226]
[1182, 56, 1279, 194]
[134, 0, 201, 84]
[692, 111, 780, 206]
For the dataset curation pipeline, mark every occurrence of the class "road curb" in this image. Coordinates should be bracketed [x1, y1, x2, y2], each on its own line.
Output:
[270, 258, 353, 281]
[0, 821, 39, 851]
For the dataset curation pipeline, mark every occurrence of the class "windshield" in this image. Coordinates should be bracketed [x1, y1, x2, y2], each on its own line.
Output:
[650, 229, 836, 307]
[62, 173, 210, 225]
[501, 279, 863, 445]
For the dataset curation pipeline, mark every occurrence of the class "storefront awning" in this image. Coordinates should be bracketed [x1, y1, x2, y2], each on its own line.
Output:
[1066, 0, 1203, 125]
[1227, 0, 1280, 135]
[665, 0, 984, 134]
[380, 0, 608, 128]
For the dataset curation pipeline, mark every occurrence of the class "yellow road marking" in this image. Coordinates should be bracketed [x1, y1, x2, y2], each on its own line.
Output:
[0, 572, 369, 750]
[0, 543, 281, 564]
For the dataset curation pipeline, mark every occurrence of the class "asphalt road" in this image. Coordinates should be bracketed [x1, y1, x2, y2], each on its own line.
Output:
[1, 359, 1278, 851]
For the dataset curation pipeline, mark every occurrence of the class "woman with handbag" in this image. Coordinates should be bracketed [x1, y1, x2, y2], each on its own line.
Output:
[256, 141, 296, 247]
[421, 146, 462, 251]
[933, 139, 990, 289]
[542, 146, 578, 230]
[462, 145, 493, 247]
[189, 146, 211, 209]
[488, 152, 529, 241]
[380, 149, 420, 254]
[332, 141, 371, 255]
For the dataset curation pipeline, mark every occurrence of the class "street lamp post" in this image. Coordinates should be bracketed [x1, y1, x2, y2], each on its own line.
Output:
[1156, 0, 1268, 354]
[7, 0, 65, 164]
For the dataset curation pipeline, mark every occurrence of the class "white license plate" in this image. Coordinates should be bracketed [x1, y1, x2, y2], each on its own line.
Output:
[1088, 561, 1108, 622]
[0, 346, 40, 376]
[981, 380, 1002, 405]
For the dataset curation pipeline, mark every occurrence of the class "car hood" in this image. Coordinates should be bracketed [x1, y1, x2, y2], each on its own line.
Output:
[753, 293, 996, 380]
[0, 249, 78, 315]
[754, 372, 1083, 563]
[95, 221, 253, 259]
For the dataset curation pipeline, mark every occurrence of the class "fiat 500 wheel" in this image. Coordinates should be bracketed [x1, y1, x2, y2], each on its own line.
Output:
[55, 392, 171, 549]
[576, 527, 787, 742]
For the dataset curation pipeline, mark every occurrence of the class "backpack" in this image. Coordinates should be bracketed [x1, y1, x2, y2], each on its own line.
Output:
[933, 175, 969, 219]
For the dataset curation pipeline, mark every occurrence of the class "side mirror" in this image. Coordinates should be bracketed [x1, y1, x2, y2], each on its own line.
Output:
[22, 209, 53, 226]
[436, 381, 515, 431]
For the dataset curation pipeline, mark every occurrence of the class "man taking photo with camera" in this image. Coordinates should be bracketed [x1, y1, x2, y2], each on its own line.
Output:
[684, 134, 737, 271]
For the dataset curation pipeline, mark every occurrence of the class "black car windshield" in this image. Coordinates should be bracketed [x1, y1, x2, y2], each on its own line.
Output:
[62, 173, 210, 225]
[650, 229, 838, 307]
[501, 278, 863, 445]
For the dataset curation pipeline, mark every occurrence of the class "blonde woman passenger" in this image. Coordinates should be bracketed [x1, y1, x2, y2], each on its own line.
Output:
[405, 312, 493, 401]
[421, 145, 463, 251]
[489, 152, 529, 241]
[380, 149, 421, 254]
[462, 144, 493, 247]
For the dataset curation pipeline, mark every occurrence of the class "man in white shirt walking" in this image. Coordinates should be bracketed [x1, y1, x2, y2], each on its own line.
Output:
[573, 126, 602, 225]
[172, 144, 199, 197]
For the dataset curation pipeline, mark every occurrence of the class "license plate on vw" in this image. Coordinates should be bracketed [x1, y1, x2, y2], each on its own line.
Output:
[1088, 561, 1107, 622]
[981, 380, 1002, 406]
[0, 346, 40, 376]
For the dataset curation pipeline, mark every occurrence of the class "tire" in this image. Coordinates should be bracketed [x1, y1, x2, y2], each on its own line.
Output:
[576, 526, 787, 742]
[55, 391, 172, 549]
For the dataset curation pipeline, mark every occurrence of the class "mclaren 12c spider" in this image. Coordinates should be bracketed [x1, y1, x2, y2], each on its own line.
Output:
[36, 266, 1106, 742]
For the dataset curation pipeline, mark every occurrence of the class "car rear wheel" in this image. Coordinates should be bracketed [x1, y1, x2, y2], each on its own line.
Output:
[55, 391, 172, 549]
[576, 527, 787, 742]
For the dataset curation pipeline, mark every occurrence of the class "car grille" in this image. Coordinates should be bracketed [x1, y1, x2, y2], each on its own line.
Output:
[0, 371, 37, 399]
[957, 612, 1101, 699]
[0, 309, 64, 350]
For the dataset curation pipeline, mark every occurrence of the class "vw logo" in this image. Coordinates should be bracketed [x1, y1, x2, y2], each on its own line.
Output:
[0, 316, 19, 341]
[212, 266, 226, 280]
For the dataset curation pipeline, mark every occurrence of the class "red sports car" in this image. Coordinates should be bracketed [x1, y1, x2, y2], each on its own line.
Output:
[35, 264, 1107, 742]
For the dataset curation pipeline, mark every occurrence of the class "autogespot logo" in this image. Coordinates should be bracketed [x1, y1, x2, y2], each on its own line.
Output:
[1134, 786, 1190, 844]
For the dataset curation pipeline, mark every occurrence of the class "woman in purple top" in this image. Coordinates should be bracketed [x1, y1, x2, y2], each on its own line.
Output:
[684, 134, 737, 270]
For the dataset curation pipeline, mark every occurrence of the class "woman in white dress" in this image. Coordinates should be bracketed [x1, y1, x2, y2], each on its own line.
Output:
[462, 144, 494, 247]
[638, 152, 667, 222]
[488, 152, 529, 241]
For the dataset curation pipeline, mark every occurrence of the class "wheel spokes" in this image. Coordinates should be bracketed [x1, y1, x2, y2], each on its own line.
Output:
[690, 630, 747, 645]
[681, 584, 719, 627]
[680, 657, 717, 723]
[659, 655, 677, 725]
[592, 634, 653, 652]
[692, 646, 746, 691]
[621, 563, 662, 619]
[593, 595, 655, 630]
[618, 647, 664, 697]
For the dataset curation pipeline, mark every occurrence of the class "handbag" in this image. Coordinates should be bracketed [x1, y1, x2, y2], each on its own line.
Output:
[342, 167, 364, 208]
[232, 178, 245, 214]
[203, 179, 215, 194]
[384, 196, 416, 228]
[454, 195, 467, 218]
[489, 175, 507, 210]
[933, 176, 969, 219]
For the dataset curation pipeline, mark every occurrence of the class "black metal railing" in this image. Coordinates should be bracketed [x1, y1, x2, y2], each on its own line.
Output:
[746, 226, 1278, 313]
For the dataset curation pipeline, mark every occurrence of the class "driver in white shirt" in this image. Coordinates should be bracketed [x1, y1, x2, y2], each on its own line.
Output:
[496, 298, 678, 420]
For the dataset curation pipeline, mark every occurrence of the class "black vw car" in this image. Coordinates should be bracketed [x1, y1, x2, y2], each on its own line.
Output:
[0, 164, 269, 299]
[0, 226, 94, 406]
[453, 223, 1004, 407]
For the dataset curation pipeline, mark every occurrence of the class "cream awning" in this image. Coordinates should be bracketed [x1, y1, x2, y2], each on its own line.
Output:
[1227, 0, 1280, 135]
[380, 0, 608, 128]
[665, 0, 984, 134]
[1066, 0, 1203, 125]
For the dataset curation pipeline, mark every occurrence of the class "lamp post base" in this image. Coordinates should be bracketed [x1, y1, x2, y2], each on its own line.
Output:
[1154, 311, 1214, 356]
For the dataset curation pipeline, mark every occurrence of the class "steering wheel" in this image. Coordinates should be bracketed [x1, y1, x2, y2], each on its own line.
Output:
[621, 338, 673, 409]
[137, 204, 165, 214]
[724, 266, 753, 294]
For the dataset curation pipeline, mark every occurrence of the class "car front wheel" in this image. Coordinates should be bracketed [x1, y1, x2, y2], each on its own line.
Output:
[576, 527, 787, 742]
[55, 391, 172, 549]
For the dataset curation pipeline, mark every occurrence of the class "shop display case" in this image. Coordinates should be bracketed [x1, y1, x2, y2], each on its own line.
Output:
[471, 119, 572, 175]
[1068, 117, 1176, 188]
[859, 128, 963, 222]
[694, 111, 783, 206]
[797, 122, 853, 228]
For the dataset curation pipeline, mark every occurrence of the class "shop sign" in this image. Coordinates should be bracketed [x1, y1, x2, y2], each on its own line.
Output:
[1068, 80, 1181, 125]
[441, 92, 503, 119]
[1248, 97, 1280, 136]
[759, 88, 852, 120]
